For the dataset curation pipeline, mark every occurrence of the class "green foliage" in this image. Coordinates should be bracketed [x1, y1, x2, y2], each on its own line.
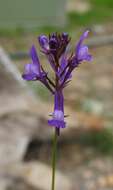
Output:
[68, 0, 113, 28]
[92, 0, 113, 8]
[37, 26, 62, 35]
[81, 128, 113, 154]
[0, 27, 25, 37]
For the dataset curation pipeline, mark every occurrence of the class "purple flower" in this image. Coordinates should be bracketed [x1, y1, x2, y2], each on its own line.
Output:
[76, 30, 92, 61]
[71, 30, 92, 68]
[22, 31, 92, 133]
[48, 91, 66, 129]
[38, 33, 70, 59]
[38, 35, 49, 53]
[22, 45, 46, 81]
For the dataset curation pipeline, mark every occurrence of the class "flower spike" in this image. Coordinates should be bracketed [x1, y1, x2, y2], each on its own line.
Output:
[22, 31, 92, 130]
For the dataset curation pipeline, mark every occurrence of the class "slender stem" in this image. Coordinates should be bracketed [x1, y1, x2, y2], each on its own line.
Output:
[55, 58, 60, 136]
[46, 75, 55, 88]
[51, 129, 58, 190]
[42, 79, 54, 94]
[61, 67, 73, 88]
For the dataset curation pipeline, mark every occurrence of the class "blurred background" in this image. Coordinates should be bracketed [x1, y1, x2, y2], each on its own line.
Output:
[0, 0, 113, 189]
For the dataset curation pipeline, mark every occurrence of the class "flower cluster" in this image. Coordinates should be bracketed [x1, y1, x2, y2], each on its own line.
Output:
[22, 30, 92, 134]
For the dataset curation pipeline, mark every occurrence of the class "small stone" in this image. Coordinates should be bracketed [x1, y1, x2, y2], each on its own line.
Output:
[10, 162, 73, 190]
[98, 176, 107, 187]
[107, 175, 113, 187]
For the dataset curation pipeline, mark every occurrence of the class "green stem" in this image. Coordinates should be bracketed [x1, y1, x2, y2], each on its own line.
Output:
[51, 129, 58, 190]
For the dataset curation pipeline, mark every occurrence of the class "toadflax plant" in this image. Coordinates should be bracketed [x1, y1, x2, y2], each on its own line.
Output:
[22, 30, 92, 190]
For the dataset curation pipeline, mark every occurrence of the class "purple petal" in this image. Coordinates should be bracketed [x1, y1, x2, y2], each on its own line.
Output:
[60, 55, 68, 71]
[76, 30, 90, 55]
[74, 30, 93, 64]
[22, 62, 41, 81]
[22, 46, 46, 81]
[48, 119, 66, 128]
[78, 45, 92, 61]
[26, 62, 39, 75]
[62, 32, 69, 41]
[86, 54, 93, 61]
[38, 35, 49, 51]
[77, 30, 89, 48]
[54, 110, 64, 121]
[22, 73, 37, 81]
[22, 63, 38, 80]
[30, 45, 41, 73]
